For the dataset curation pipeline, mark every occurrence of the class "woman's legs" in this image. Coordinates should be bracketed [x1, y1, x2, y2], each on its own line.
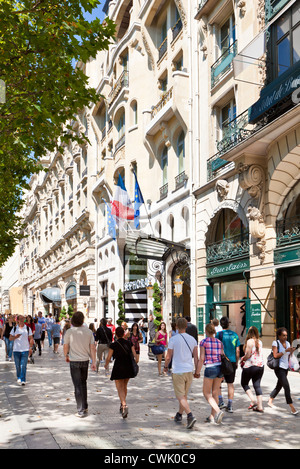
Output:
[203, 377, 222, 418]
[157, 353, 163, 375]
[115, 379, 130, 407]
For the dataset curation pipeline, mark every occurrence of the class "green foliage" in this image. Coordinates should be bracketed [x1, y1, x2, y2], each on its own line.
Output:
[59, 304, 74, 321]
[117, 289, 125, 326]
[152, 282, 162, 330]
[0, 0, 116, 266]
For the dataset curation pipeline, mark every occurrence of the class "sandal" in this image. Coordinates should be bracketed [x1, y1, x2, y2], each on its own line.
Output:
[121, 405, 128, 419]
[252, 407, 264, 413]
[248, 404, 257, 410]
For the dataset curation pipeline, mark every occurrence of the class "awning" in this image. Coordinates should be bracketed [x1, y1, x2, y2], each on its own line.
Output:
[40, 287, 61, 304]
[126, 233, 187, 260]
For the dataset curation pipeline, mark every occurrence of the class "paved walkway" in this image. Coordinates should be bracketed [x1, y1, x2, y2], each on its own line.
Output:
[0, 340, 300, 450]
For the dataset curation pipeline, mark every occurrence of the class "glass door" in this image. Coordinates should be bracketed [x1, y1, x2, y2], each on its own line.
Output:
[289, 284, 300, 341]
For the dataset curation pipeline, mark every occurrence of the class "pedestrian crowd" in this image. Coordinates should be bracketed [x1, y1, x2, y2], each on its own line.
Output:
[0, 311, 299, 428]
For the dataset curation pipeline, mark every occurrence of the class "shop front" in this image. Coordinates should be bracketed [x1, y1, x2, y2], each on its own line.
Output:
[65, 282, 77, 313]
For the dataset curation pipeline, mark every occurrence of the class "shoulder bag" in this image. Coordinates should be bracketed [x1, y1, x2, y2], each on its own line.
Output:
[267, 340, 280, 370]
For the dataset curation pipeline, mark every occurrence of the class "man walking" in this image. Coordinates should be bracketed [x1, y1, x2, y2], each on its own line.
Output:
[163, 318, 198, 429]
[45, 313, 54, 347]
[216, 316, 240, 413]
[63, 311, 96, 418]
[185, 316, 198, 343]
[9, 315, 34, 386]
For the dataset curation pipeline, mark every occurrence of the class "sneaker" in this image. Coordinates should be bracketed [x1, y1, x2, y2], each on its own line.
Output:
[187, 415, 197, 429]
[214, 411, 224, 424]
[219, 401, 226, 409]
[17, 379, 22, 385]
[21, 382, 26, 386]
[75, 411, 86, 418]
[174, 412, 182, 422]
[226, 402, 233, 413]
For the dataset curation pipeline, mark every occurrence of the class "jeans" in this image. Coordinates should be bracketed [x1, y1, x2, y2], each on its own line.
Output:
[4, 337, 13, 359]
[140, 329, 146, 344]
[47, 330, 52, 347]
[204, 364, 223, 379]
[270, 367, 293, 404]
[13, 351, 29, 382]
[70, 361, 89, 414]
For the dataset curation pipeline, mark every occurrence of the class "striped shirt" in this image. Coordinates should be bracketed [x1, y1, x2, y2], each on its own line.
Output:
[200, 337, 223, 366]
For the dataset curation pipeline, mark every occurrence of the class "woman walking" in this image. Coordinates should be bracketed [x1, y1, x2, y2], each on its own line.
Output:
[154, 321, 168, 376]
[129, 322, 143, 364]
[268, 327, 298, 415]
[240, 326, 264, 412]
[105, 326, 138, 418]
[195, 323, 224, 424]
[3, 314, 15, 361]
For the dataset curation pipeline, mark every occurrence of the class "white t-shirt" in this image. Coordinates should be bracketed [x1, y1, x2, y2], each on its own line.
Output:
[168, 332, 197, 374]
[10, 325, 32, 352]
[64, 326, 94, 361]
[272, 340, 290, 370]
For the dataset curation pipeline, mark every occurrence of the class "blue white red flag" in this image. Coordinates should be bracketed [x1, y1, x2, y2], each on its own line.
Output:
[134, 172, 144, 229]
[111, 174, 134, 221]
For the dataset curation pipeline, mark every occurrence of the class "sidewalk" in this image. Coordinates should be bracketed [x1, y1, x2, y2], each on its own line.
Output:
[0, 341, 300, 450]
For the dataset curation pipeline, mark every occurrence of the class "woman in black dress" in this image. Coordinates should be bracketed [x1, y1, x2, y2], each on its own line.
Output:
[104, 326, 137, 418]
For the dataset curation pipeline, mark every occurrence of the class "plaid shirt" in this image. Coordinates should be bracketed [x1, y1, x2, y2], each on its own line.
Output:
[200, 337, 223, 365]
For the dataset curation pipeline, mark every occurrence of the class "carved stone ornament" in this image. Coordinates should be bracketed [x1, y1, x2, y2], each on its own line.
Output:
[215, 179, 229, 201]
[238, 163, 266, 263]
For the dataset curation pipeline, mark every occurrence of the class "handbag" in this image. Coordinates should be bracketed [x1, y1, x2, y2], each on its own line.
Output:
[116, 340, 139, 377]
[151, 344, 165, 355]
[267, 340, 280, 370]
[221, 354, 234, 375]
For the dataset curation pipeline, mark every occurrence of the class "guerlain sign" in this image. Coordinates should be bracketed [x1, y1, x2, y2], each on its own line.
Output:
[207, 258, 249, 278]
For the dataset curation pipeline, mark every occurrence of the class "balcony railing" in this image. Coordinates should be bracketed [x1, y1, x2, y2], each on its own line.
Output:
[172, 18, 182, 42]
[265, 0, 290, 22]
[114, 134, 125, 154]
[175, 171, 188, 190]
[108, 70, 129, 106]
[158, 37, 167, 61]
[211, 40, 237, 88]
[151, 87, 173, 119]
[159, 183, 168, 200]
[276, 215, 300, 247]
[206, 232, 249, 264]
[207, 109, 254, 181]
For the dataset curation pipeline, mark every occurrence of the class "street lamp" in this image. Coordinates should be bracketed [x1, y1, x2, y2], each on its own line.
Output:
[173, 275, 184, 298]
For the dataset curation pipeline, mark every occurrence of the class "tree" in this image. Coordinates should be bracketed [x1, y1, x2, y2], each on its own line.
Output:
[152, 282, 162, 330]
[117, 289, 125, 326]
[0, 0, 115, 266]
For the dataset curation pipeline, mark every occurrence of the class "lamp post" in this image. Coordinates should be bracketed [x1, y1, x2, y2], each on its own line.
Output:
[146, 281, 154, 300]
[173, 275, 184, 298]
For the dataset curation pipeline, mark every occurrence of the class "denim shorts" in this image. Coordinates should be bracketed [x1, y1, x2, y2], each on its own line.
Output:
[204, 364, 223, 379]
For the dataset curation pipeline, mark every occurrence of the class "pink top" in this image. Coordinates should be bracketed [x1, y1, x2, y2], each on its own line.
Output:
[157, 331, 167, 346]
[243, 339, 264, 368]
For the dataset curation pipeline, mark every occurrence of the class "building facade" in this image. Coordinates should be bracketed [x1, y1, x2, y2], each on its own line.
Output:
[193, 0, 300, 346]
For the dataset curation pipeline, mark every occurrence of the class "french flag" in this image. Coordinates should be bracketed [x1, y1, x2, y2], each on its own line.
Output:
[111, 174, 134, 221]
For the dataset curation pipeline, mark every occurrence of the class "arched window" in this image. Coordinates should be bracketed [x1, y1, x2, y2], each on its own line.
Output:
[214, 209, 245, 242]
[177, 130, 185, 174]
[117, 111, 125, 139]
[161, 146, 168, 185]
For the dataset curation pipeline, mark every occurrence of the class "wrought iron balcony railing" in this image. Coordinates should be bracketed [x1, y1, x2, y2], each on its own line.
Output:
[265, 0, 290, 22]
[276, 215, 300, 247]
[158, 37, 167, 61]
[172, 18, 182, 42]
[207, 109, 254, 181]
[211, 40, 237, 88]
[151, 87, 173, 119]
[206, 232, 249, 264]
[114, 134, 125, 153]
[175, 171, 188, 190]
[108, 70, 129, 106]
[159, 183, 168, 200]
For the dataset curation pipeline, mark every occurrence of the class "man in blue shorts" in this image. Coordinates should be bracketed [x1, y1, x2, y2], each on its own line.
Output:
[216, 316, 240, 413]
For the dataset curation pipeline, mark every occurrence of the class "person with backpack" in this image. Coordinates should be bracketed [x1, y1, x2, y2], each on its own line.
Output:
[9, 315, 34, 386]
[216, 316, 240, 413]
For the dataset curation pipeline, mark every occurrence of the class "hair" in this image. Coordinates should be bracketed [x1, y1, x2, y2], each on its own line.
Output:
[212, 318, 219, 326]
[89, 323, 95, 332]
[220, 316, 229, 329]
[171, 321, 177, 332]
[176, 318, 187, 330]
[158, 321, 167, 331]
[71, 311, 84, 327]
[276, 327, 288, 339]
[131, 322, 139, 334]
[100, 318, 107, 327]
[244, 326, 260, 352]
[115, 326, 125, 338]
[121, 321, 128, 329]
[185, 316, 191, 322]
[205, 323, 215, 336]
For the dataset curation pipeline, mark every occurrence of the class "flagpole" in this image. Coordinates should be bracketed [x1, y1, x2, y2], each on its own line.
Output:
[133, 171, 155, 237]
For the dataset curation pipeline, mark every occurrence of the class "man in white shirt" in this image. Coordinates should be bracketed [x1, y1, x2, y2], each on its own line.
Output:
[164, 317, 199, 429]
[9, 315, 34, 385]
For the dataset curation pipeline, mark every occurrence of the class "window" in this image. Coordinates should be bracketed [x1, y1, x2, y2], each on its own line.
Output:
[177, 131, 185, 174]
[220, 98, 236, 139]
[272, 4, 300, 78]
[220, 14, 236, 55]
[214, 209, 246, 242]
[161, 146, 168, 185]
[117, 111, 125, 139]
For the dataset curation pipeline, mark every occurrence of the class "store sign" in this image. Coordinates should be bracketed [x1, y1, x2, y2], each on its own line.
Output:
[207, 258, 250, 278]
[249, 60, 300, 123]
[80, 285, 90, 296]
[249, 303, 261, 334]
[124, 278, 151, 292]
[274, 245, 300, 265]
[197, 307, 204, 335]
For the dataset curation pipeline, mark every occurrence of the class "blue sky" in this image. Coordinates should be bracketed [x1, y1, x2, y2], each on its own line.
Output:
[83, 2, 106, 22]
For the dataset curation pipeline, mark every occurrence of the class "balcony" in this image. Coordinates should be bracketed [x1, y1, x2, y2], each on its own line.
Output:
[114, 134, 125, 154]
[206, 232, 249, 264]
[158, 37, 167, 62]
[171, 18, 182, 42]
[211, 41, 237, 89]
[195, 0, 220, 20]
[159, 183, 168, 200]
[108, 70, 129, 107]
[175, 171, 188, 190]
[276, 216, 300, 247]
[207, 109, 254, 181]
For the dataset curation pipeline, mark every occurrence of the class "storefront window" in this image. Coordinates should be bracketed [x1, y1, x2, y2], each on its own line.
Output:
[214, 208, 245, 242]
